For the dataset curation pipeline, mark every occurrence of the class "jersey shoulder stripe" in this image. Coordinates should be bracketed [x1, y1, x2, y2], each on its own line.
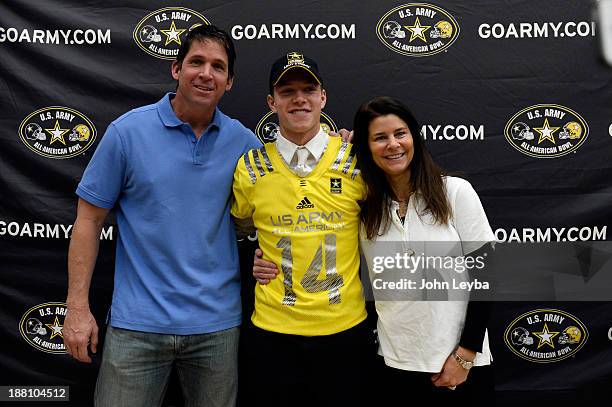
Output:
[241, 146, 275, 184]
[330, 141, 350, 171]
[329, 141, 361, 179]
[259, 146, 275, 172]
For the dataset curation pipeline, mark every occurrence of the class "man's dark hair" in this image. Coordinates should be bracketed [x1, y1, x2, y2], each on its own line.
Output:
[175, 24, 236, 78]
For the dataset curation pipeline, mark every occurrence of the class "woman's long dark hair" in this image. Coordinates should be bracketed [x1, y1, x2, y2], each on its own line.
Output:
[352, 96, 451, 239]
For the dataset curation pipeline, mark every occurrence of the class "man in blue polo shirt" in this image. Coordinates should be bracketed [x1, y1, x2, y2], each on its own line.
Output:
[62, 25, 260, 406]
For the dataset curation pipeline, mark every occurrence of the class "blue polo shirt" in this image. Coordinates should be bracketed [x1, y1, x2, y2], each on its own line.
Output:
[77, 93, 261, 334]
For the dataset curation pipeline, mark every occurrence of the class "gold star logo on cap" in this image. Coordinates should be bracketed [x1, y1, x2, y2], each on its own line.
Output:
[287, 52, 304, 64]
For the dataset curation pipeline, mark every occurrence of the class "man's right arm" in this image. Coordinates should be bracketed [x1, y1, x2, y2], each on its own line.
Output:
[64, 198, 109, 363]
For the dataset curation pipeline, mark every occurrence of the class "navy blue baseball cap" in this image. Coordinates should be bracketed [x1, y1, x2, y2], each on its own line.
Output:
[269, 51, 322, 93]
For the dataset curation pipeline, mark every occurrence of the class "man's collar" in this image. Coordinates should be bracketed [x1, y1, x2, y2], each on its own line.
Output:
[275, 127, 329, 163]
[158, 92, 221, 130]
[158, 93, 182, 127]
[208, 107, 222, 130]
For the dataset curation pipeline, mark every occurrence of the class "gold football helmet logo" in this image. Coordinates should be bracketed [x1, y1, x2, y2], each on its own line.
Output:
[69, 124, 91, 142]
[558, 326, 582, 344]
[558, 121, 582, 140]
[431, 21, 453, 39]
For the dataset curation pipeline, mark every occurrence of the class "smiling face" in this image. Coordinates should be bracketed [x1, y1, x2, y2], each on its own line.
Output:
[368, 114, 414, 178]
[267, 69, 326, 143]
[171, 39, 233, 111]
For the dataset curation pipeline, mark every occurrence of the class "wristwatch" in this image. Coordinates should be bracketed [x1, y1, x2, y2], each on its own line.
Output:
[453, 351, 474, 370]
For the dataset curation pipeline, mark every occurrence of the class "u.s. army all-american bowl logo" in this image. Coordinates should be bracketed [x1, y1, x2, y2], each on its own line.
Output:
[134, 7, 210, 60]
[504, 309, 588, 363]
[505, 104, 589, 158]
[19, 302, 67, 354]
[19, 107, 96, 159]
[376, 3, 460, 57]
[255, 111, 338, 144]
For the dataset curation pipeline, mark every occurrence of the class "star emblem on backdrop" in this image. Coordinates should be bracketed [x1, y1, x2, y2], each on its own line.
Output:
[161, 21, 186, 46]
[533, 323, 560, 349]
[533, 118, 560, 145]
[45, 120, 69, 145]
[45, 316, 64, 340]
[405, 17, 431, 42]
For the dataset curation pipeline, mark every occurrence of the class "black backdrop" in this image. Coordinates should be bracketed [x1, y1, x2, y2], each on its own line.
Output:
[2, 1, 612, 405]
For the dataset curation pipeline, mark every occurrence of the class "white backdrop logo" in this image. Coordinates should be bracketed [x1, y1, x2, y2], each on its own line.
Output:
[495, 226, 607, 243]
[0, 27, 111, 45]
[19, 107, 96, 159]
[376, 3, 460, 57]
[479, 21, 596, 39]
[421, 124, 485, 141]
[231, 23, 355, 40]
[504, 104, 589, 158]
[133, 7, 210, 60]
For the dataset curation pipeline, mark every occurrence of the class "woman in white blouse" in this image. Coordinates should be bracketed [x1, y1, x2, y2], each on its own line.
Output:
[352, 96, 495, 403]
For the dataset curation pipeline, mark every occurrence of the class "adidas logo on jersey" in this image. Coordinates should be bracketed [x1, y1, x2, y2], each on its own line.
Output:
[296, 196, 315, 209]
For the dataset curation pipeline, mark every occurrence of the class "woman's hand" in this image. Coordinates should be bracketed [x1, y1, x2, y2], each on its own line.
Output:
[431, 346, 476, 389]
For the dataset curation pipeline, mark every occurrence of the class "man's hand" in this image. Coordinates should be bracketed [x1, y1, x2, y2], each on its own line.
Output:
[329, 128, 354, 143]
[253, 248, 279, 285]
[63, 305, 99, 363]
[431, 346, 475, 389]
[64, 199, 108, 363]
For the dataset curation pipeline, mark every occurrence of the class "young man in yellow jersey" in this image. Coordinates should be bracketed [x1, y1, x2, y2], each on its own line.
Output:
[232, 52, 372, 406]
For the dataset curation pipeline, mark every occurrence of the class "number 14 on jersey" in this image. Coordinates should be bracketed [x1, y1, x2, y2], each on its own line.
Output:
[276, 234, 344, 306]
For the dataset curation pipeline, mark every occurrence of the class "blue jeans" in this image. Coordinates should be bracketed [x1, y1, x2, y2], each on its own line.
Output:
[94, 325, 239, 407]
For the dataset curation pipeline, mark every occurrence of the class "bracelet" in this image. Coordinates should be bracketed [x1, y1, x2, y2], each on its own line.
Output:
[453, 351, 474, 370]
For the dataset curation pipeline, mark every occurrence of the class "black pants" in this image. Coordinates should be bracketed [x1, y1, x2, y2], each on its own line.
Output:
[374, 356, 495, 406]
[242, 320, 376, 407]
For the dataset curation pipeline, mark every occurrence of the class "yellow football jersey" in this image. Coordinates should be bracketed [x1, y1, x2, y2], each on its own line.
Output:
[232, 136, 366, 335]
